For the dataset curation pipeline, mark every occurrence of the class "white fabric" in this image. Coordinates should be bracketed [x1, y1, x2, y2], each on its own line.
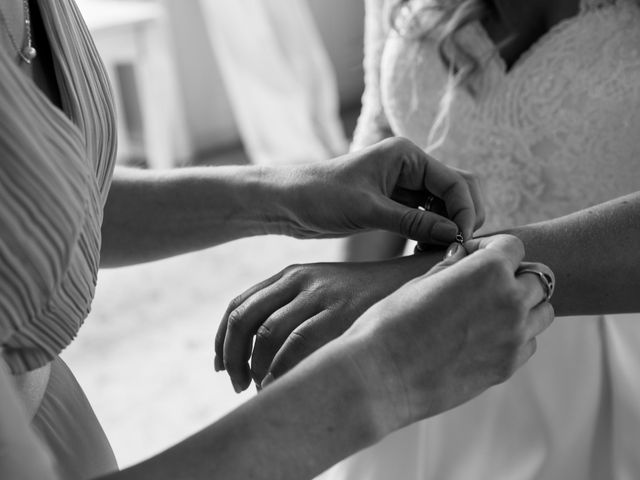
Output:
[320, 0, 640, 479]
[200, 0, 347, 165]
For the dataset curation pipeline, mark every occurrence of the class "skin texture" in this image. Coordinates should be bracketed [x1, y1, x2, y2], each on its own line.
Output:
[216, 253, 443, 392]
[100, 138, 484, 267]
[0, 1, 557, 478]
[97, 235, 554, 480]
[217, 192, 640, 391]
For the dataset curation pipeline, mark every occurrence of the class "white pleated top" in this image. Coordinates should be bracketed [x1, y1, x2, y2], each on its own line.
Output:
[0, 0, 116, 373]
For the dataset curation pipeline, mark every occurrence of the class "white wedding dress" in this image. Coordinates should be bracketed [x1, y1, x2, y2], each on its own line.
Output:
[321, 0, 640, 479]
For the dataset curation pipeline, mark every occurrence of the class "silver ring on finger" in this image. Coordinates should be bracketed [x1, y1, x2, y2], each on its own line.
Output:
[517, 268, 555, 303]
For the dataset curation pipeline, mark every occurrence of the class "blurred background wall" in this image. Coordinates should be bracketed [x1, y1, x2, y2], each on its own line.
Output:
[167, 0, 365, 155]
[173, 0, 363, 152]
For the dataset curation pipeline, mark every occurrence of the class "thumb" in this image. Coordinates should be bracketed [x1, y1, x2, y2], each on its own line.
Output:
[427, 242, 468, 276]
[379, 199, 459, 244]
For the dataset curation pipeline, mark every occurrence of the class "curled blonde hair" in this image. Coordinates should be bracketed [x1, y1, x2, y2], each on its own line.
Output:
[391, 0, 490, 150]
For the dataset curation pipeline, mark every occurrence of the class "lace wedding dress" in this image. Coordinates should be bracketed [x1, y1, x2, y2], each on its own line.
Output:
[321, 0, 640, 479]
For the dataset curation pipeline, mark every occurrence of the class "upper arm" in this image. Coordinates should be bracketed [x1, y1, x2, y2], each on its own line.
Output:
[351, 0, 395, 151]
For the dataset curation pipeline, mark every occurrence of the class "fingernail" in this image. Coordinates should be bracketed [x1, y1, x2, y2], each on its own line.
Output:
[214, 356, 222, 372]
[432, 221, 458, 244]
[261, 373, 274, 389]
[445, 243, 461, 258]
[232, 381, 243, 394]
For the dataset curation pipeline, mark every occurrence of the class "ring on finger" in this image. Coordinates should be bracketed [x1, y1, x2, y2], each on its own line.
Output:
[517, 268, 555, 302]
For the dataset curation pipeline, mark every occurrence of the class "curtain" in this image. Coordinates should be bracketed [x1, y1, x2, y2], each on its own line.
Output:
[199, 0, 348, 165]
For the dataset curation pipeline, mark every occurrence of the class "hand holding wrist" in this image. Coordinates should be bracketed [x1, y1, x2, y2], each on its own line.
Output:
[340, 235, 556, 429]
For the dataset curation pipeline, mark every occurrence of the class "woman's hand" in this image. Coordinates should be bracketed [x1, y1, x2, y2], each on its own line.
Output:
[340, 235, 556, 429]
[270, 137, 484, 244]
[214, 252, 445, 393]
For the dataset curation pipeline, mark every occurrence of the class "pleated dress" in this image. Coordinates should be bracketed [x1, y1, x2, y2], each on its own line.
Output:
[0, 0, 119, 478]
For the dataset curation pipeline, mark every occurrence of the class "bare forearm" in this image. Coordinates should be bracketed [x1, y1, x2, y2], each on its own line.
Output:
[100, 140, 481, 267]
[383, 192, 640, 315]
[99, 339, 384, 480]
[495, 192, 640, 316]
[100, 166, 288, 267]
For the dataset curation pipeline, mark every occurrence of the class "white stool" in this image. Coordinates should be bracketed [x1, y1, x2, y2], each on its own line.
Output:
[78, 0, 190, 168]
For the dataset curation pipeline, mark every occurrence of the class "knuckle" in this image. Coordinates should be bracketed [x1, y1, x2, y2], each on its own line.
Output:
[495, 352, 519, 383]
[505, 235, 526, 258]
[228, 294, 244, 312]
[539, 302, 556, 328]
[287, 329, 311, 355]
[480, 252, 511, 280]
[384, 136, 412, 151]
[227, 306, 247, 332]
[282, 264, 306, 281]
[467, 172, 480, 185]
[505, 284, 528, 310]
[399, 209, 424, 237]
[270, 331, 312, 377]
[255, 324, 273, 343]
[546, 302, 556, 322]
[283, 264, 300, 275]
[462, 171, 481, 189]
[507, 324, 528, 348]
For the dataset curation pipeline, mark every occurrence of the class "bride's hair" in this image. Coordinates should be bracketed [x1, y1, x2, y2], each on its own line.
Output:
[390, 0, 492, 150]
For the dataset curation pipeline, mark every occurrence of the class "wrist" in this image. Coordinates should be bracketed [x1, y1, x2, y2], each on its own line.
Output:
[331, 331, 408, 440]
[386, 251, 445, 281]
[243, 166, 296, 237]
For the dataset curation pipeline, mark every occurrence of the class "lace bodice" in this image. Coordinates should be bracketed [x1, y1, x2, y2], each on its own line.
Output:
[355, 0, 640, 231]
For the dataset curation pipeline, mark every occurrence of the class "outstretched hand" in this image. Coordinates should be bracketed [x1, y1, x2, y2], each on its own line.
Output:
[214, 253, 444, 392]
[275, 137, 484, 244]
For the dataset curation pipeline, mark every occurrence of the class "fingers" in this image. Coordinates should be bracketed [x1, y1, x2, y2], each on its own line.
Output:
[511, 302, 555, 372]
[221, 282, 298, 392]
[393, 141, 477, 241]
[524, 301, 555, 339]
[249, 298, 321, 386]
[419, 241, 468, 278]
[261, 310, 342, 389]
[464, 236, 554, 307]
[493, 295, 554, 385]
[214, 271, 283, 370]
[465, 234, 525, 271]
[380, 197, 459, 244]
[454, 168, 486, 233]
[515, 262, 556, 309]
[512, 338, 538, 374]
[442, 242, 468, 263]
